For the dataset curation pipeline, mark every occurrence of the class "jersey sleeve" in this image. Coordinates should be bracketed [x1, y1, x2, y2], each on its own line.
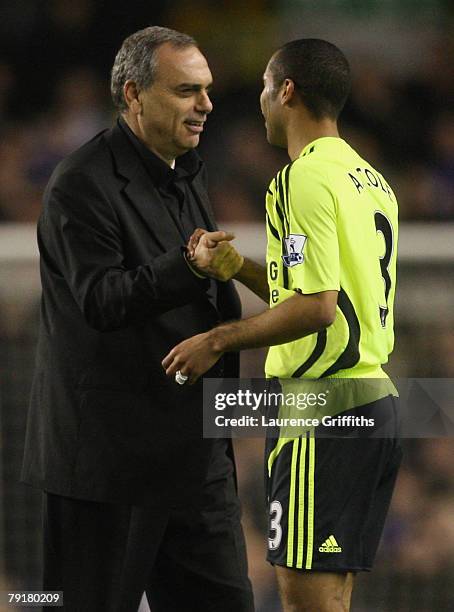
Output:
[287, 164, 340, 294]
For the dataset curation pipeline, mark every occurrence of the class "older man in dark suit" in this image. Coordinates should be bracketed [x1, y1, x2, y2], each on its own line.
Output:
[21, 26, 254, 612]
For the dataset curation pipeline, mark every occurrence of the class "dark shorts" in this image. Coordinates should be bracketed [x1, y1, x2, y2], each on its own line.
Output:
[265, 395, 402, 572]
[43, 440, 254, 612]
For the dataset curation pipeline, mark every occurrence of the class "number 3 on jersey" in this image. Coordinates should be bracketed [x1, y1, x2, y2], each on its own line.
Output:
[374, 211, 394, 328]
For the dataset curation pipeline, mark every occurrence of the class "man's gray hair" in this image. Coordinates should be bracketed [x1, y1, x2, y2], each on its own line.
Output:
[111, 26, 197, 112]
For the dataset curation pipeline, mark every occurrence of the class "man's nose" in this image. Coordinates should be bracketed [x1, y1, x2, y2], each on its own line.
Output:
[196, 91, 213, 114]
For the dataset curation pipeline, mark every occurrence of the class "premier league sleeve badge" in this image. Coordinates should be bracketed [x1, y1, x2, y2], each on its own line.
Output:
[282, 234, 307, 267]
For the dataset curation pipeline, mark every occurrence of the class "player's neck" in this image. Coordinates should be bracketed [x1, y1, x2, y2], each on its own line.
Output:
[286, 116, 339, 161]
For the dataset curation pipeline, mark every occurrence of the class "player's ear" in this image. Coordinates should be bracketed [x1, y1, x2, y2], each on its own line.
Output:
[124, 80, 142, 115]
[281, 78, 296, 105]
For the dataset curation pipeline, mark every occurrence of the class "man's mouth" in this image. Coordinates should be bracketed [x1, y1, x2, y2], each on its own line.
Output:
[184, 120, 205, 134]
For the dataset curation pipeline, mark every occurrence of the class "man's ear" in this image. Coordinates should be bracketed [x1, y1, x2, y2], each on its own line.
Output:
[281, 78, 296, 106]
[123, 80, 142, 114]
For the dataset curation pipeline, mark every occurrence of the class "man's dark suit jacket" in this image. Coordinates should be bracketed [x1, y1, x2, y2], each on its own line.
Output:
[21, 122, 241, 505]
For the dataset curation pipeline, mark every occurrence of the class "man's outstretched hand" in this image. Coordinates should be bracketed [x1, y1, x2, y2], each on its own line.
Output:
[162, 331, 223, 385]
[186, 229, 244, 281]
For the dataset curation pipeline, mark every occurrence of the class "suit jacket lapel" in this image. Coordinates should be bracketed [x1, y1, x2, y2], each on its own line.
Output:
[106, 123, 183, 251]
[124, 172, 182, 250]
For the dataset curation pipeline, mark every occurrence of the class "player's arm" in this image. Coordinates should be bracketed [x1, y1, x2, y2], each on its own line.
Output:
[212, 289, 336, 349]
[162, 290, 337, 384]
[233, 258, 269, 303]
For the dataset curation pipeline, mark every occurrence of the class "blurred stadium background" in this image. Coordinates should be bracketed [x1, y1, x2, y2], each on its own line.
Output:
[1, 1, 454, 610]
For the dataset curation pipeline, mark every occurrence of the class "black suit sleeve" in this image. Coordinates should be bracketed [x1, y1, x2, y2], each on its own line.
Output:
[41, 169, 209, 331]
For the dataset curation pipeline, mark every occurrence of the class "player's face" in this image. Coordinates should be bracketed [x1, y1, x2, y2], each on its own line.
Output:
[137, 43, 213, 162]
[260, 62, 287, 148]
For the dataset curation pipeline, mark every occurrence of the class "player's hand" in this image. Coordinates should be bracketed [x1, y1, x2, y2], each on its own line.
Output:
[187, 228, 229, 258]
[162, 332, 223, 384]
[189, 230, 244, 281]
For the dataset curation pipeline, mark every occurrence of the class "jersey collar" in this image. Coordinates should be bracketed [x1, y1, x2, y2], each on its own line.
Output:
[299, 136, 345, 159]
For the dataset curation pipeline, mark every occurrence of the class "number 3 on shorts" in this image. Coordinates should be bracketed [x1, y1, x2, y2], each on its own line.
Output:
[268, 500, 283, 550]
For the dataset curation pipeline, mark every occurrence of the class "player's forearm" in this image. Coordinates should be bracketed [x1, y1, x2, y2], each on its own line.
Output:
[210, 291, 336, 352]
[233, 257, 269, 303]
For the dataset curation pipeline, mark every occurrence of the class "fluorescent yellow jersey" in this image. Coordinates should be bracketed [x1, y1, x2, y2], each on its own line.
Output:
[265, 137, 398, 380]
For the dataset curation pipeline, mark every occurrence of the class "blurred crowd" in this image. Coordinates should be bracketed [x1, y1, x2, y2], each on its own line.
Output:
[0, 1, 453, 224]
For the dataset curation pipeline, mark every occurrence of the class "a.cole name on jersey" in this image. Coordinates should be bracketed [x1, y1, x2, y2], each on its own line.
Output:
[282, 234, 307, 267]
[348, 166, 394, 201]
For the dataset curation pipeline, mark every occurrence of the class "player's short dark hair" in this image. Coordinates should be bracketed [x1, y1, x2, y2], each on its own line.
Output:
[111, 26, 197, 112]
[269, 39, 351, 120]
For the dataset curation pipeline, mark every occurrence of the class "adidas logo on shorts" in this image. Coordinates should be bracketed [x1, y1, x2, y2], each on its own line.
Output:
[319, 535, 342, 553]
